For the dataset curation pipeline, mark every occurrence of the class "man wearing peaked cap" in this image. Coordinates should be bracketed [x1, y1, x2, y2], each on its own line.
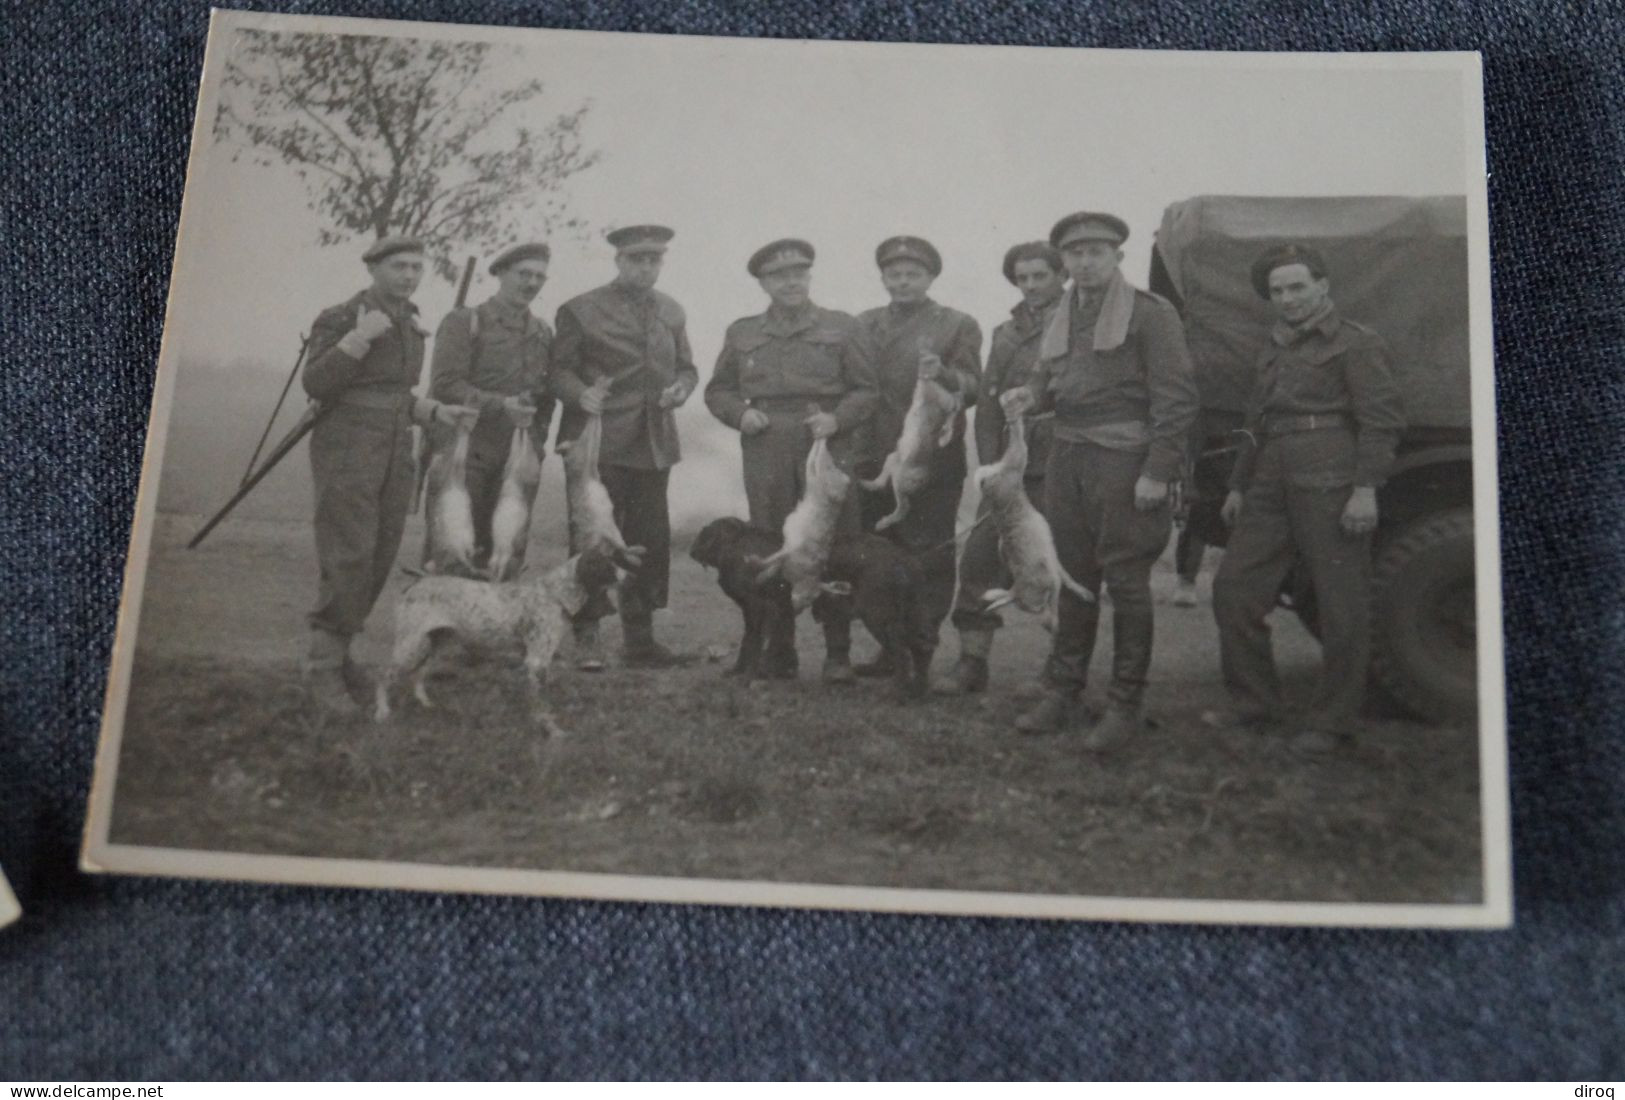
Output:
[551, 223, 697, 669]
[1048, 211, 1131, 250]
[605, 224, 675, 254]
[423, 241, 556, 578]
[1001, 209, 1199, 745]
[297, 235, 478, 715]
[854, 234, 982, 676]
[706, 239, 877, 682]
[935, 240, 1067, 696]
[873, 235, 943, 277]
[747, 238, 816, 277]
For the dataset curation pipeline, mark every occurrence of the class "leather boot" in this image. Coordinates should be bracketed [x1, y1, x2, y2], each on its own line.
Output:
[303, 629, 359, 718]
[932, 627, 993, 695]
[1014, 690, 1074, 735]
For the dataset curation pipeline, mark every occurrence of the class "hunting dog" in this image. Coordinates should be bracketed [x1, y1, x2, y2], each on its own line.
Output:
[692, 518, 933, 697]
[373, 548, 620, 735]
[690, 517, 794, 679]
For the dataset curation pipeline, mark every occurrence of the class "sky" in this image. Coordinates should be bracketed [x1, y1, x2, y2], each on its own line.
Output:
[155, 14, 1479, 521]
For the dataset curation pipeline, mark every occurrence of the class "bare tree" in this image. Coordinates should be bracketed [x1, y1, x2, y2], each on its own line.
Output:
[214, 29, 601, 281]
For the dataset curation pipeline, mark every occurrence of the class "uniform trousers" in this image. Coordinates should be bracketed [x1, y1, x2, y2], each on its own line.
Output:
[307, 401, 415, 651]
[1211, 435, 1372, 730]
[1043, 438, 1173, 707]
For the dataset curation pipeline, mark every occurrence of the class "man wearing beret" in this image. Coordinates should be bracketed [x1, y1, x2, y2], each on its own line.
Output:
[856, 236, 983, 675]
[935, 241, 1067, 695]
[424, 242, 555, 578]
[1208, 245, 1404, 753]
[705, 239, 878, 680]
[551, 225, 699, 668]
[1002, 212, 1199, 746]
[300, 235, 479, 715]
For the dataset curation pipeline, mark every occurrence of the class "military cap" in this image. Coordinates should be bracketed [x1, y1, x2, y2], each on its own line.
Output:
[606, 224, 675, 255]
[489, 242, 551, 275]
[748, 238, 816, 277]
[1049, 212, 1130, 250]
[362, 235, 426, 264]
[1001, 241, 1064, 285]
[875, 235, 943, 277]
[1250, 243, 1330, 299]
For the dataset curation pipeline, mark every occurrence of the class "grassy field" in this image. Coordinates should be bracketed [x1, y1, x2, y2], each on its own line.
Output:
[107, 512, 1484, 906]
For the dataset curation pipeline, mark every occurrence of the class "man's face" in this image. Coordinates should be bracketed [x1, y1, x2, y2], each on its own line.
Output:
[881, 260, 933, 305]
[369, 252, 425, 301]
[615, 249, 664, 290]
[497, 258, 549, 306]
[759, 265, 812, 310]
[1061, 241, 1122, 290]
[1267, 263, 1331, 325]
[1012, 258, 1063, 309]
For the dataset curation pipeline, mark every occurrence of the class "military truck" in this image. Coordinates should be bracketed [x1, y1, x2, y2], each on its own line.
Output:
[1150, 196, 1476, 723]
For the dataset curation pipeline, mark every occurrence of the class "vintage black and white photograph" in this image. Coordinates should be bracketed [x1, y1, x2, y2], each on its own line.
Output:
[83, 11, 1508, 926]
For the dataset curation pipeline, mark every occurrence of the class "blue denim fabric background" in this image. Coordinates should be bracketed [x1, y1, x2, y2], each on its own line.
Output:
[2, 0, 1622, 1080]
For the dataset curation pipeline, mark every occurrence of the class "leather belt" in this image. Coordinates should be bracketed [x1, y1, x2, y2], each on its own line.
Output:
[1261, 412, 1353, 437]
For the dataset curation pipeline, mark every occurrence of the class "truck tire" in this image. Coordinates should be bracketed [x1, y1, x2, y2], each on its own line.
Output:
[1370, 507, 1478, 723]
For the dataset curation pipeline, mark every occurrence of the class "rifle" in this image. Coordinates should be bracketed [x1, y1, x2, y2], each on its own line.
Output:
[411, 255, 477, 515]
[240, 334, 309, 486]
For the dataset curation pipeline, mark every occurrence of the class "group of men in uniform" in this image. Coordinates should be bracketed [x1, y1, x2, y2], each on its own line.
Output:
[297, 211, 1403, 754]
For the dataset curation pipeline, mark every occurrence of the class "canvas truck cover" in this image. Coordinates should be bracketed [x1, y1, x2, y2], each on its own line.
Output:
[1150, 195, 1470, 428]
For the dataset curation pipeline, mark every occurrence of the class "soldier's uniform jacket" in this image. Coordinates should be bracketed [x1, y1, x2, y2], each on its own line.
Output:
[1228, 307, 1405, 492]
[1022, 282, 1198, 483]
[551, 283, 698, 470]
[857, 300, 982, 466]
[302, 287, 428, 415]
[975, 296, 1063, 475]
[428, 296, 554, 460]
[705, 304, 878, 460]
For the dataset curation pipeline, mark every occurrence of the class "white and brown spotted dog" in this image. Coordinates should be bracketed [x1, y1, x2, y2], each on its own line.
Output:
[374, 548, 620, 735]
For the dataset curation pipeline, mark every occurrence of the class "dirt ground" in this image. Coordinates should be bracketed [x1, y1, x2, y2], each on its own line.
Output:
[107, 512, 1484, 905]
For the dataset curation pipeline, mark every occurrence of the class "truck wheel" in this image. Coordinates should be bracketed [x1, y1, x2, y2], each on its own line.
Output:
[1371, 508, 1478, 723]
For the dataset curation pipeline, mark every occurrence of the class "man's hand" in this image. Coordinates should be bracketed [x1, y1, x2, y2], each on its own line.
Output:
[804, 410, 839, 439]
[917, 351, 945, 382]
[579, 378, 609, 416]
[1341, 485, 1379, 536]
[1000, 388, 1036, 417]
[740, 409, 770, 436]
[434, 402, 480, 431]
[502, 395, 536, 427]
[352, 305, 393, 343]
[1220, 490, 1245, 527]
[1134, 476, 1169, 512]
[658, 380, 691, 409]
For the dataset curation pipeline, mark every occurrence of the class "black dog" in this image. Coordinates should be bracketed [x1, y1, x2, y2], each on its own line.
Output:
[822, 533, 936, 699]
[690, 517, 795, 679]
